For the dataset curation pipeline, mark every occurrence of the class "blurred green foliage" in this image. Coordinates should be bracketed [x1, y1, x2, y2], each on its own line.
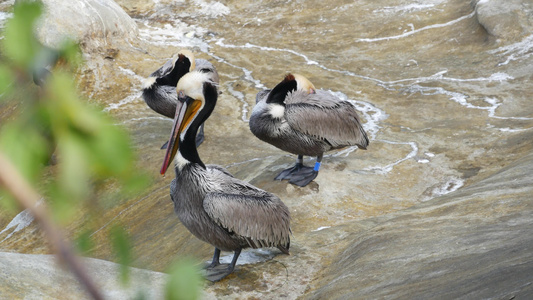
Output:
[0, 1, 201, 298]
[0, 1, 144, 218]
[166, 259, 203, 300]
[110, 224, 132, 284]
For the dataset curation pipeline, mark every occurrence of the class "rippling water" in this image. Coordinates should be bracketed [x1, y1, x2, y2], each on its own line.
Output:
[1, 1, 533, 296]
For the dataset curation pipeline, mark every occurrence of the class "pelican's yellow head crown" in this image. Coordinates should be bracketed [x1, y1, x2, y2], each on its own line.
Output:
[177, 49, 196, 71]
[293, 73, 316, 94]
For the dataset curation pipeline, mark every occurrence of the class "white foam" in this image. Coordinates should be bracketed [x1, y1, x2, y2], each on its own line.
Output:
[192, 0, 230, 18]
[208, 52, 265, 90]
[120, 116, 171, 124]
[384, 69, 513, 85]
[363, 140, 418, 174]
[218, 248, 276, 265]
[224, 81, 250, 122]
[118, 66, 146, 85]
[215, 38, 319, 66]
[356, 11, 475, 42]
[210, 38, 381, 87]
[138, 20, 210, 52]
[374, 4, 437, 14]
[312, 226, 331, 232]
[498, 127, 532, 133]
[484, 97, 533, 120]
[104, 92, 142, 111]
[489, 34, 533, 66]
[423, 177, 464, 201]
[393, 81, 531, 124]
[0, 11, 12, 28]
[0, 198, 43, 243]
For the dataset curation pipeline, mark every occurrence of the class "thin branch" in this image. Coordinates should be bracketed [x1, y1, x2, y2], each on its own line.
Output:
[0, 152, 104, 300]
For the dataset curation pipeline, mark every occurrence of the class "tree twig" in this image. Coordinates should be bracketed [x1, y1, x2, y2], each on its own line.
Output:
[0, 152, 104, 300]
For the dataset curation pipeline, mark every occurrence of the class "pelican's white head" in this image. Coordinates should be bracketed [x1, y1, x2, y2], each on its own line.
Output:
[293, 73, 316, 94]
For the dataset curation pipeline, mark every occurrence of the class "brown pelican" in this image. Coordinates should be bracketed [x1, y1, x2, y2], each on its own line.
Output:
[160, 71, 291, 282]
[249, 74, 369, 187]
[142, 49, 219, 146]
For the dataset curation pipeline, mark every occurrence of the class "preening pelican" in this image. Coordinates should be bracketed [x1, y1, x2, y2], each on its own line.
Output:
[160, 71, 291, 282]
[249, 73, 369, 187]
[142, 49, 219, 146]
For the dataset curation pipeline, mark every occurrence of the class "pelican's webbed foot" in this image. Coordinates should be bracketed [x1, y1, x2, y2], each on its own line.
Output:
[276, 155, 322, 187]
[275, 163, 313, 181]
[202, 248, 241, 282]
[203, 264, 235, 282]
[288, 168, 318, 187]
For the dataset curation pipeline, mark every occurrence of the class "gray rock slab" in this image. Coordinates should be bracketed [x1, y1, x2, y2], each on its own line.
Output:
[0, 252, 166, 299]
[473, 0, 533, 42]
[27, 0, 138, 51]
[309, 152, 533, 299]
[2, 0, 533, 299]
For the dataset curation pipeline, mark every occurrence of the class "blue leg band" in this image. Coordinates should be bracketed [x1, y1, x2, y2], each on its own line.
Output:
[313, 162, 321, 172]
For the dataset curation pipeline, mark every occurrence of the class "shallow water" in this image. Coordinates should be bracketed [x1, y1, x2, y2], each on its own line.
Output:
[1, 0, 533, 298]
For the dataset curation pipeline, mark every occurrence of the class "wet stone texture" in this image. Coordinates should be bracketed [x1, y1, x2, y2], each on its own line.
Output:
[1, 0, 533, 299]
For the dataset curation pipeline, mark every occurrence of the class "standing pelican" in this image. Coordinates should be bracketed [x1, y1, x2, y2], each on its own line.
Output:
[142, 49, 219, 146]
[160, 71, 291, 282]
[249, 73, 369, 187]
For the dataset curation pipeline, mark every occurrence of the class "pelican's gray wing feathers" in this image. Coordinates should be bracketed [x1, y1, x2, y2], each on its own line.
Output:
[285, 89, 369, 149]
[203, 168, 291, 250]
[149, 58, 174, 78]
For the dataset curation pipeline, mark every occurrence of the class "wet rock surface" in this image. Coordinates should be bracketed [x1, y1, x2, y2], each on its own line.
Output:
[1, 0, 533, 299]
[473, 0, 533, 42]
[309, 151, 533, 299]
[26, 0, 138, 52]
[0, 252, 166, 299]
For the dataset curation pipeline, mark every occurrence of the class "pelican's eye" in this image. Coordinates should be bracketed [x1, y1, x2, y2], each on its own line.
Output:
[178, 91, 186, 102]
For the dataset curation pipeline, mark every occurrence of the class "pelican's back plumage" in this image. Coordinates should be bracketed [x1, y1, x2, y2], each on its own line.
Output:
[285, 89, 369, 150]
[249, 73, 369, 186]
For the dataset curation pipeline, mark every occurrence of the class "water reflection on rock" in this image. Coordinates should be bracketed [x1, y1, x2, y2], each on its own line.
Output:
[1, 0, 533, 298]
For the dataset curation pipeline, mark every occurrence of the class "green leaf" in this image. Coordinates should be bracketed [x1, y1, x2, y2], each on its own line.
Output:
[165, 259, 202, 300]
[45, 72, 101, 136]
[0, 65, 14, 97]
[46, 182, 79, 224]
[121, 172, 151, 196]
[0, 1, 154, 293]
[110, 225, 132, 284]
[57, 134, 90, 201]
[89, 121, 133, 175]
[75, 230, 94, 255]
[2, 1, 42, 68]
[59, 40, 83, 67]
[0, 193, 19, 214]
[0, 122, 51, 184]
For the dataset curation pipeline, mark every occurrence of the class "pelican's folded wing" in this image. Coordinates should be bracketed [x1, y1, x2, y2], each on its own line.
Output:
[285, 90, 369, 149]
[203, 179, 290, 249]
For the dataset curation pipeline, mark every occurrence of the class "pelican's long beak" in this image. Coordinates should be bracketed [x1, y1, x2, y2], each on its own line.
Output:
[160, 92, 202, 175]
